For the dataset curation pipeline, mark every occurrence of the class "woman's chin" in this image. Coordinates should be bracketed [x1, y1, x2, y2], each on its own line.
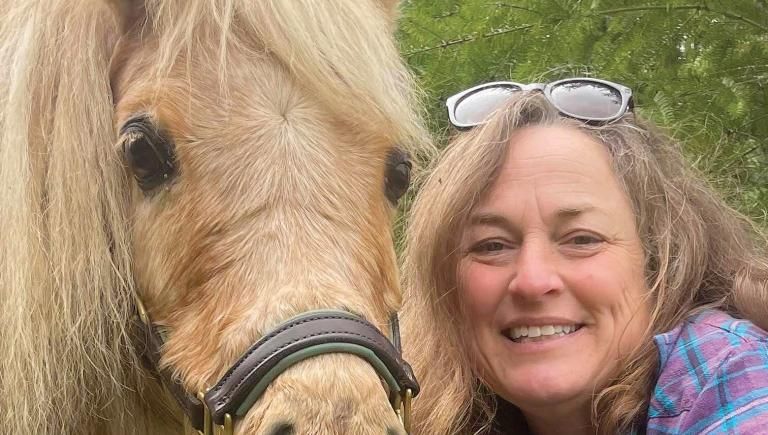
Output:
[496, 368, 594, 410]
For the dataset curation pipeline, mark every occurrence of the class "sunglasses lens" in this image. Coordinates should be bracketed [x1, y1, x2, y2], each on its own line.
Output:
[454, 85, 520, 126]
[550, 81, 624, 120]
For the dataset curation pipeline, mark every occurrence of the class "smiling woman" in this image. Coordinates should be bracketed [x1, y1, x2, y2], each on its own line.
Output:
[402, 88, 768, 434]
[456, 125, 650, 434]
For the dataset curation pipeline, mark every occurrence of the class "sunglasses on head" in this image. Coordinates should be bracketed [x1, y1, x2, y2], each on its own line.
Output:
[446, 78, 634, 130]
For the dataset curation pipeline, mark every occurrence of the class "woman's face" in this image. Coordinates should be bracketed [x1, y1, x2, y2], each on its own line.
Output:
[458, 125, 650, 419]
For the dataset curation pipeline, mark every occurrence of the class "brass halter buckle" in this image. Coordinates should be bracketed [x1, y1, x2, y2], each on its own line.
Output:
[392, 388, 414, 434]
[198, 391, 233, 435]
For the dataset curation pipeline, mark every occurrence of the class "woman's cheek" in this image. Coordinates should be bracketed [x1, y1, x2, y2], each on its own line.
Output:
[459, 261, 509, 316]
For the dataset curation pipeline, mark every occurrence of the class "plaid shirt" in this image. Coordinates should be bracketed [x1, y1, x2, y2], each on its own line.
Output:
[645, 309, 768, 434]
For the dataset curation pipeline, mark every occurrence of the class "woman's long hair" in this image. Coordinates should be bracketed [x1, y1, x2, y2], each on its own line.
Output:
[402, 93, 768, 434]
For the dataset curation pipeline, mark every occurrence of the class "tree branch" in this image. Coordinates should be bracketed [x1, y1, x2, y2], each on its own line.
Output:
[431, 6, 460, 19]
[592, 4, 703, 14]
[490, 2, 543, 15]
[590, 4, 768, 32]
[405, 24, 535, 57]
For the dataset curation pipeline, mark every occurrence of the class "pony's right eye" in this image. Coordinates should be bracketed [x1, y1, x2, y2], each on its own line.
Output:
[121, 117, 176, 192]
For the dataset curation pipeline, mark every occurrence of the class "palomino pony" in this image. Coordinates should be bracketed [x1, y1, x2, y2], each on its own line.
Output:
[0, 1, 430, 434]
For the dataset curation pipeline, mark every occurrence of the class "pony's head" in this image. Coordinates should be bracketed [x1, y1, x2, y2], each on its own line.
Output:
[0, 1, 429, 433]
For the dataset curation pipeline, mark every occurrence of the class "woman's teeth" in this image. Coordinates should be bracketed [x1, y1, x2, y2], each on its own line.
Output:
[505, 324, 581, 343]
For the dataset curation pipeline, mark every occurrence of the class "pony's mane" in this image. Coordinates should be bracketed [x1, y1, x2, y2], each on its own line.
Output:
[0, 1, 430, 433]
[0, 2, 143, 433]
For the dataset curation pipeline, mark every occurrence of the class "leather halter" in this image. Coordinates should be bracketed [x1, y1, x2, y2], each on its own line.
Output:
[133, 297, 420, 434]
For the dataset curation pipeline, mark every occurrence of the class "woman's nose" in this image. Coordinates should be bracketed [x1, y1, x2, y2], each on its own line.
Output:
[508, 241, 562, 299]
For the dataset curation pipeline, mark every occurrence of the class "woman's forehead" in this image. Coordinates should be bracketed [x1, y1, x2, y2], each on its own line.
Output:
[470, 125, 633, 224]
[503, 125, 611, 168]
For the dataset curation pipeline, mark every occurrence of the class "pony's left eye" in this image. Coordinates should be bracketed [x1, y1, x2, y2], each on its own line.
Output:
[121, 116, 176, 193]
[384, 148, 412, 204]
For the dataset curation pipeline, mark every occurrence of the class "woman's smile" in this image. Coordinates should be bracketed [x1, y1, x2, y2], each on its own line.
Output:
[504, 323, 584, 343]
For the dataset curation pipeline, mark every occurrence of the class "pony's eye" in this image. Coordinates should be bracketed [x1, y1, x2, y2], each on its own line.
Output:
[384, 148, 412, 204]
[121, 116, 176, 192]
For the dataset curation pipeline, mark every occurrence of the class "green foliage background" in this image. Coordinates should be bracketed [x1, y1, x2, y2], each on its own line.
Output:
[396, 0, 768, 224]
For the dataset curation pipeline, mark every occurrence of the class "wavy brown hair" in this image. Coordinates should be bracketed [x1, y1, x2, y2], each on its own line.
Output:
[402, 93, 768, 434]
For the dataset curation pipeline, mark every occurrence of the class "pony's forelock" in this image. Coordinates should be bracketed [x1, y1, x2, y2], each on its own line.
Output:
[143, 0, 431, 160]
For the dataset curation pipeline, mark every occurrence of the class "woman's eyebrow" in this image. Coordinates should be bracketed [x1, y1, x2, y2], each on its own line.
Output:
[471, 206, 597, 222]
[468, 212, 511, 229]
[554, 205, 597, 221]
[467, 205, 600, 232]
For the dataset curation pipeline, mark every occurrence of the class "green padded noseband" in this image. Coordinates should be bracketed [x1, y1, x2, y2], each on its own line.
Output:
[235, 340, 401, 418]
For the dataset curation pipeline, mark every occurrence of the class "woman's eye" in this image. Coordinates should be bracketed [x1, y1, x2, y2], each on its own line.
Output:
[566, 234, 602, 246]
[472, 241, 507, 253]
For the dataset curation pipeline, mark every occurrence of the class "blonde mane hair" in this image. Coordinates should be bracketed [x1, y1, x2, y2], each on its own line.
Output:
[402, 93, 768, 434]
[1, 1, 430, 433]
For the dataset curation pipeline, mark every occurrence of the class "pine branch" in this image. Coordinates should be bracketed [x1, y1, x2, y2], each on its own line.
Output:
[432, 6, 459, 19]
[405, 24, 535, 57]
[491, 2, 543, 15]
[593, 4, 702, 14]
[590, 4, 768, 32]
[719, 144, 762, 172]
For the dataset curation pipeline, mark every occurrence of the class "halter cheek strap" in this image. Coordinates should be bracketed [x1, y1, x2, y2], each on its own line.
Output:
[133, 299, 420, 434]
[133, 298, 208, 429]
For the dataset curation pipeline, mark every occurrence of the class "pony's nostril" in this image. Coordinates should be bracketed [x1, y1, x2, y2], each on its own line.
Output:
[268, 422, 295, 435]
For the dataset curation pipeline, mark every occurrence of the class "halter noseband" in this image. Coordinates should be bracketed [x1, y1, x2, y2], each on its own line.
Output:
[134, 298, 420, 435]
